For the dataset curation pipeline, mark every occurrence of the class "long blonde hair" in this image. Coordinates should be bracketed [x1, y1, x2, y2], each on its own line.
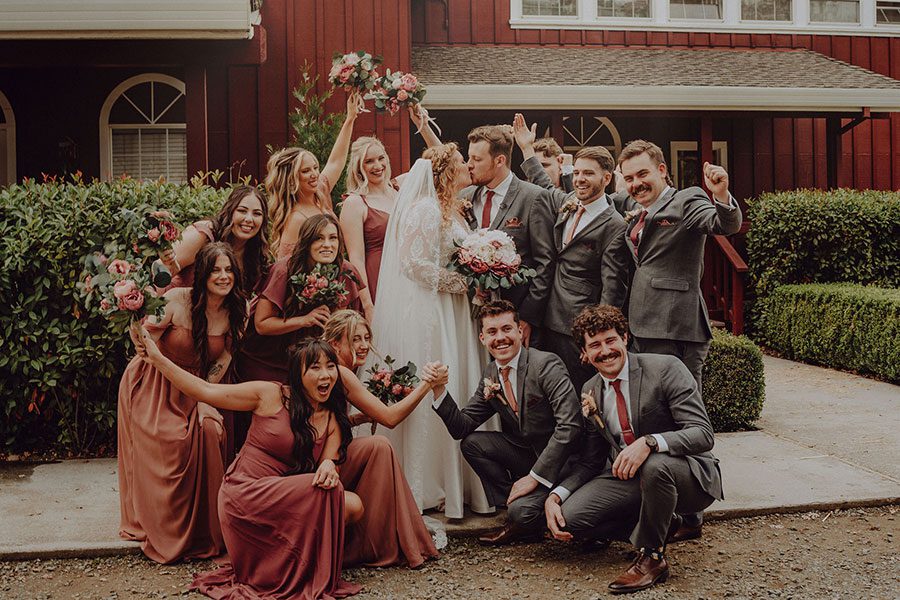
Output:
[265, 147, 330, 252]
[422, 142, 462, 224]
[347, 137, 391, 196]
[322, 309, 373, 355]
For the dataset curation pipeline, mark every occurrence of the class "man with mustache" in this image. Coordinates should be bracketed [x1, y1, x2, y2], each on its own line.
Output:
[512, 113, 630, 393]
[617, 140, 739, 543]
[430, 300, 582, 545]
[544, 304, 722, 594]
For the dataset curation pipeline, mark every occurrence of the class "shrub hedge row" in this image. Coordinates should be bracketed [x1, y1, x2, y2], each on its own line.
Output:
[758, 283, 900, 382]
[703, 329, 766, 432]
[0, 177, 229, 454]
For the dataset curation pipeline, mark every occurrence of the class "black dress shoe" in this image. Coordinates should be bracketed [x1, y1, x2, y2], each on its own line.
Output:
[477, 523, 542, 546]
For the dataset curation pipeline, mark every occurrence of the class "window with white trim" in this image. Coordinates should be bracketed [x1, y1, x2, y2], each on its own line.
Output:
[100, 74, 187, 183]
[561, 116, 622, 157]
[522, 0, 578, 16]
[741, 0, 792, 20]
[0, 91, 14, 187]
[810, 0, 860, 21]
[670, 0, 723, 19]
[598, 0, 652, 17]
[876, 0, 900, 21]
[670, 141, 727, 190]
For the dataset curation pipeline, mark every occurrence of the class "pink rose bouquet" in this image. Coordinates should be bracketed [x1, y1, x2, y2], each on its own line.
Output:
[366, 70, 427, 116]
[77, 252, 166, 331]
[116, 204, 183, 287]
[289, 263, 358, 311]
[447, 229, 536, 305]
[364, 355, 420, 433]
[329, 50, 382, 111]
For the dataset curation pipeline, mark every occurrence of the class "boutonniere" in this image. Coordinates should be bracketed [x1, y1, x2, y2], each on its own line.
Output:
[483, 378, 503, 402]
[560, 197, 582, 215]
[624, 208, 643, 224]
[581, 390, 607, 430]
[505, 217, 522, 228]
[459, 198, 475, 220]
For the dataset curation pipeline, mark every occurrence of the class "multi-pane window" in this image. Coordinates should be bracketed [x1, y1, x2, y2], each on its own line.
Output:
[809, 0, 860, 21]
[877, 0, 900, 22]
[598, 0, 652, 17]
[670, 0, 722, 19]
[741, 0, 792, 20]
[522, 0, 578, 16]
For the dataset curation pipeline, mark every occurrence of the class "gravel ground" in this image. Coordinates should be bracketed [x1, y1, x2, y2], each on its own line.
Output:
[2, 506, 897, 600]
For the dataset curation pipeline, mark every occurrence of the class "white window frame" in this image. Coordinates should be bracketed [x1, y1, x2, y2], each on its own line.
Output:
[0, 90, 15, 186]
[670, 141, 728, 190]
[509, 0, 896, 33]
[99, 73, 186, 182]
[739, 0, 794, 22]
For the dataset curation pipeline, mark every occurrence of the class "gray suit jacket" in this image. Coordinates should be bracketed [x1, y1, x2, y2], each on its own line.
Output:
[626, 187, 742, 343]
[461, 175, 556, 326]
[559, 352, 723, 500]
[433, 347, 582, 485]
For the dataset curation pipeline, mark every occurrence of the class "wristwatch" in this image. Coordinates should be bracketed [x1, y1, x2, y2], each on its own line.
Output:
[643, 434, 658, 452]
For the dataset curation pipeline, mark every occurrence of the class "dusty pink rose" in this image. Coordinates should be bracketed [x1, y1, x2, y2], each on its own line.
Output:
[396, 90, 409, 102]
[307, 274, 317, 284]
[118, 289, 145, 312]
[400, 73, 418, 91]
[100, 299, 111, 311]
[391, 384, 404, 396]
[83, 274, 92, 288]
[147, 227, 161, 242]
[161, 221, 179, 242]
[113, 279, 138, 299]
[107, 259, 131, 276]
[339, 65, 354, 84]
[469, 259, 489, 274]
[316, 279, 328, 289]
[403, 386, 414, 395]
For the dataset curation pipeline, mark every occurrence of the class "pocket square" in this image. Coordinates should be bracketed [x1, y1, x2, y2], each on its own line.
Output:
[527, 396, 543, 408]
[579, 241, 596, 250]
[505, 217, 522, 228]
[657, 218, 678, 227]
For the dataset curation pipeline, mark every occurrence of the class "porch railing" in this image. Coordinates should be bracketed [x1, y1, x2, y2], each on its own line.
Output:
[702, 234, 748, 335]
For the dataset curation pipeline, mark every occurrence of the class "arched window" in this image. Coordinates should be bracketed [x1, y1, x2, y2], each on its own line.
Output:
[99, 74, 187, 183]
[561, 116, 622, 158]
[0, 91, 15, 186]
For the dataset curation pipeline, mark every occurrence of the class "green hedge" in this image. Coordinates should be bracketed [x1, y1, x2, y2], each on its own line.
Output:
[0, 176, 230, 454]
[758, 283, 900, 382]
[746, 189, 900, 303]
[702, 328, 766, 432]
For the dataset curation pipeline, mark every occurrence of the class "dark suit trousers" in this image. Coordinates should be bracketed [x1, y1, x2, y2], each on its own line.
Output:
[561, 454, 714, 549]
[632, 336, 711, 393]
[540, 331, 595, 395]
[460, 431, 537, 510]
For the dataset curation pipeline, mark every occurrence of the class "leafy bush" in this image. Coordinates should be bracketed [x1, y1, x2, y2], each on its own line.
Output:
[757, 284, 900, 382]
[0, 175, 230, 454]
[703, 328, 766, 432]
[746, 189, 900, 332]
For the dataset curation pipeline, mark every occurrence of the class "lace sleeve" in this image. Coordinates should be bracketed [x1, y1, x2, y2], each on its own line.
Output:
[398, 200, 468, 295]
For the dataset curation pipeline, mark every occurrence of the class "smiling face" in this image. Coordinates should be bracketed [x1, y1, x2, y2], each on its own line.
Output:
[573, 157, 612, 204]
[309, 222, 340, 265]
[229, 193, 264, 242]
[362, 143, 389, 186]
[295, 152, 320, 197]
[479, 311, 523, 364]
[206, 253, 235, 298]
[333, 322, 371, 369]
[581, 327, 628, 380]
[620, 152, 669, 208]
[301, 351, 339, 407]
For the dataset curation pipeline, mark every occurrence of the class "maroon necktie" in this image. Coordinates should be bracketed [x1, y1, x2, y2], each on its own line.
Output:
[611, 379, 635, 446]
[629, 210, 647, 256]
[481, 190, 495, 229]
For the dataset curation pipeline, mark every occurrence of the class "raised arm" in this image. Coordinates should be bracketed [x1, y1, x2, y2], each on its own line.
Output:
[158, 223, 209, 275]
[341, 364, 441, 428]
[320, 93, 359, 194]
[409, 105, 441, 149]
[429, 377, 498, 440]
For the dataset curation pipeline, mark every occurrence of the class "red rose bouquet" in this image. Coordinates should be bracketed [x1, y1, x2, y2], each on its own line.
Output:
[364, 355, 420, 433]
[447, 229, 536, 305]
[290, 263, 358, 310]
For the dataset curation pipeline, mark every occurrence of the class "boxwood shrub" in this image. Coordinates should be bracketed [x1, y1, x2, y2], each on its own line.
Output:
[758, 283, 900, 382]
[0, 176, 230, 454]
[703, 328, 766, 432]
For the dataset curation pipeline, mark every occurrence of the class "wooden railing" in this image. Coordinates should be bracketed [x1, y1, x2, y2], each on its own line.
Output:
[702, 234, 748, 335]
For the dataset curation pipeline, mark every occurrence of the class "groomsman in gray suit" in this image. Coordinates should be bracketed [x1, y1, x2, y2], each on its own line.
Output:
[530, 136, 574, 193]
[544, 305, 722, 594]
[430, 300, 582, 545]
[513, 114, 630, 392]
[461, 125, 557, 347]
[618, 139, 742, 391]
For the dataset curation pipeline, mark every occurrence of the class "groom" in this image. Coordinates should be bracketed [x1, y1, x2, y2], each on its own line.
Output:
[429, 300, 582, 545]
[462, 125, 557, 346]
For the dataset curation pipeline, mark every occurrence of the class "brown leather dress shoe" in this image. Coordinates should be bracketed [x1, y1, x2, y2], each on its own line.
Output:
[667, 522, 703, 543]
[477, 523, 541, 546]
[608, 553, 669, 594]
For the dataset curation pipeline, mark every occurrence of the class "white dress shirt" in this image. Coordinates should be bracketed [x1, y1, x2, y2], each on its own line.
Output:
[473, 170, 514, 228]
[563, 193, 610, 244]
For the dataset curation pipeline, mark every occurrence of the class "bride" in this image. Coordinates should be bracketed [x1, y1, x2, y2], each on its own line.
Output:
[368, 143, 492, 518]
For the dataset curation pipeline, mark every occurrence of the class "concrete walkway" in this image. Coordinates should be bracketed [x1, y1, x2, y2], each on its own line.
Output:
[1, 356, 897, 560]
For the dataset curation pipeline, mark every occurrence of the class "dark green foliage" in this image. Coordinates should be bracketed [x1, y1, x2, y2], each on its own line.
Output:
[703, 329, 766, 432]
[758, 284, 900, 382]
[0, 176, 229, 454]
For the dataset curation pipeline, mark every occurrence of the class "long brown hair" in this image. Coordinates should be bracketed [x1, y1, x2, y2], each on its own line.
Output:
[190, 243, 248, 376]
[422, 142, 463, 224]
[210, 185, 270, 290]
[266, 147, 331, 253]
[283, 213, 345, 318]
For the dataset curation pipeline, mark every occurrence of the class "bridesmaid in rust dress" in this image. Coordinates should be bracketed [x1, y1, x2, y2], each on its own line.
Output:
[134, 331, 362, 600]
[322, 310, 446, 568]
[237, 214, 371, 384]
[118, 243, 247, 563]
[340, 136, 395, 309]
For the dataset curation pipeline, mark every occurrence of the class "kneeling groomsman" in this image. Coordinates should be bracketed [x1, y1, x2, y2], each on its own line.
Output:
[430, 300, 582, 545]
[544, 304, 722, 594]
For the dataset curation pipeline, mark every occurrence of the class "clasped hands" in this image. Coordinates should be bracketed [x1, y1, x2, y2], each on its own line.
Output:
[420, 361, 449, 389]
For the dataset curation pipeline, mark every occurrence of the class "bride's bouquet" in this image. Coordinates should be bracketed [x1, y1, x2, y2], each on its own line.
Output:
[447, 229, 536, 305]
[290, 263, 358, 310]
[364, 355, 419, 433]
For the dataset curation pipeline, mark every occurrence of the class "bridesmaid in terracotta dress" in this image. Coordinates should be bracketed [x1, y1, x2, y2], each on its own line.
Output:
[134, 330, 363, 600]
[237, 214, 372, 384]
[322, 310, 445, 568]
[118, 243, 247, 563]
[268, 92, 359, 261]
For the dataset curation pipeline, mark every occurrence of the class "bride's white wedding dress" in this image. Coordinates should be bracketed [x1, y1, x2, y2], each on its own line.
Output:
[366, 159, 492, 518]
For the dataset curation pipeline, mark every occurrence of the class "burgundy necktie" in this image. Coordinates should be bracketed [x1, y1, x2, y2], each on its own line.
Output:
[481, 190, 495, 229]
[611, 379, 635, 446]
[499, 366, 518, 414]
[629, 210, 647, 256]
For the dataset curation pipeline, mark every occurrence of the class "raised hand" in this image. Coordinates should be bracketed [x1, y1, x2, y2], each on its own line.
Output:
[134, 324, 163, 363]
[512, 113, 537, 153]
[158, 248, 179, 273]
[703, 161, 730, 203]
[421, 361, 449, 387]
[408, 105, 424, 130]
[312, 459, 340, 489]
[346, 90, 361, 121]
